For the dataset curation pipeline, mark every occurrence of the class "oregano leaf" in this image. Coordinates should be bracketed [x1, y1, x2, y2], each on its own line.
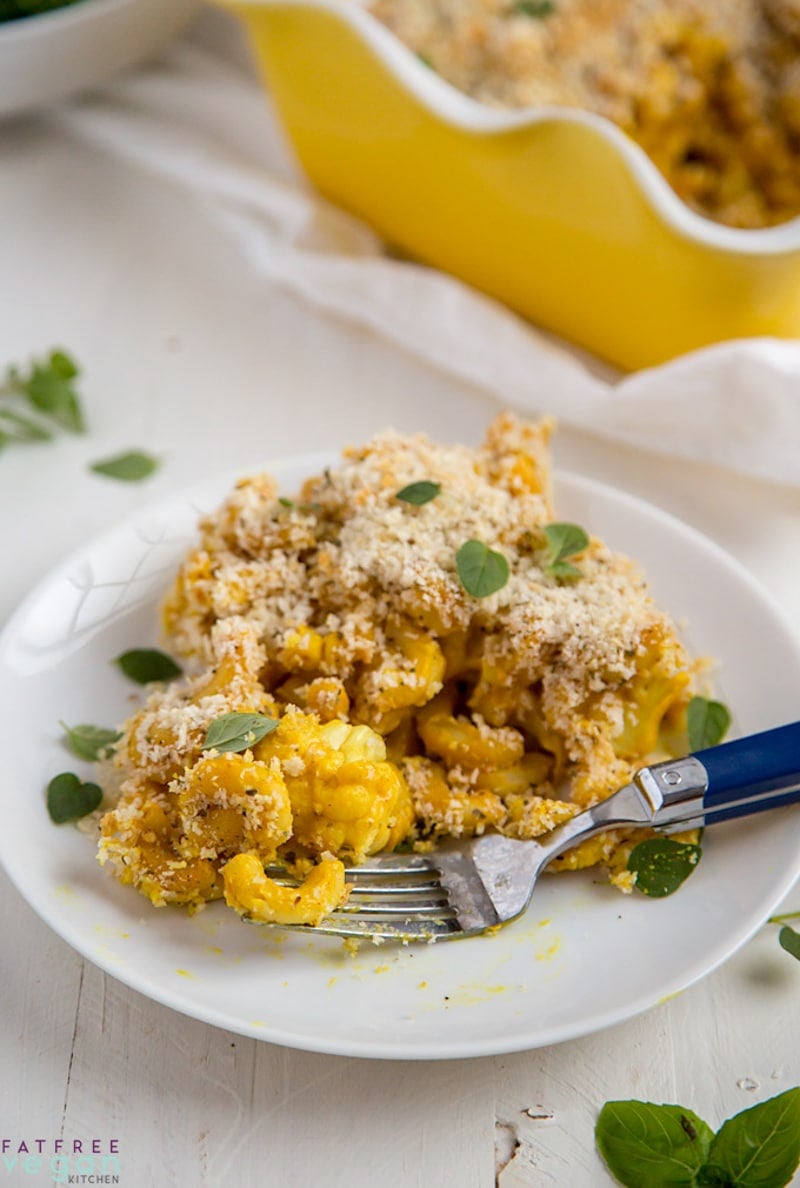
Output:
[5, 349, 86, 434]
[24, 355, 84, 431]
[628, 837, 702, 898]
[90, 450, 159, 482]
[543, 522, 588, 579]
[778, 926, 800, 963]
[49, 350, 79, 380]
[47, 772, 103, 823]
[456, 539, 509, 598]
[203, 712, 279, 754]
[0, 408, 52, 441]
[395, 480, 441, 506]
[547, 559, 583, 581]
[114, 648, 182, 684]
[687, 697, 731, 751]
[60, 721, 121, 762]
[278, 496, 322, 513]
[512, 0, 555, 16]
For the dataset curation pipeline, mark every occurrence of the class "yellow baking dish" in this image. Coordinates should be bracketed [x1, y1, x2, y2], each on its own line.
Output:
[218, 0, 800, 370]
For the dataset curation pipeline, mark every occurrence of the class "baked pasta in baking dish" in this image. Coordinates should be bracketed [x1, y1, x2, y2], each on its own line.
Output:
[369, 0, 800, 229]
[98, 415, 703, 925]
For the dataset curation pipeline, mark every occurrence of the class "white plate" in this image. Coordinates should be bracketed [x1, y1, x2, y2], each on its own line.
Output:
[2, 455, 800, 1060]
[0, 0, 199, 119]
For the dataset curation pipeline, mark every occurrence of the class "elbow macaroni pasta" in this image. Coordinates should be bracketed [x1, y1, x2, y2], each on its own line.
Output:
[96, 415, 703, 927]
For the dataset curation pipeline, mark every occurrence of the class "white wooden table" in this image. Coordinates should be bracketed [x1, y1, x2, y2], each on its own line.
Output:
[1, 13, 799, 1186]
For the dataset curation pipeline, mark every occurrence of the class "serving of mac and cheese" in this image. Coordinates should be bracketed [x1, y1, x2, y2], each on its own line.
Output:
[97, 416, 702, 928]
[369, 0, 800, 230]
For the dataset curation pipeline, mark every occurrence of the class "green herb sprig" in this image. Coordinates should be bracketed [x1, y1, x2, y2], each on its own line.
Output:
[542, 523, 588, 580]
[0, 409, 51, 442]
[596, 1088, 800, 1188]
[278, 497, 323, 514]
[627, 837, 702, 898]
[0, 349, 86, 449]
[90, 450, 159, 482]
[114, 648, 182, 685]
[47, 772, 103, 824]
[767, 911, 800, 963]
[624, 696, 730, 895]
[61, 722, 121, 762]
[456, 540, 509, 598]
[687, 696, 731, 751]
[511, 0, 555, 15]
[395, 481, 441, 506]
[203, 712, 279, 754]
[779, 926, 800, 961]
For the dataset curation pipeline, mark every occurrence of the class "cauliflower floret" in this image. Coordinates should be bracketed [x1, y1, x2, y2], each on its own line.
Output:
[255, 707, 414, 861]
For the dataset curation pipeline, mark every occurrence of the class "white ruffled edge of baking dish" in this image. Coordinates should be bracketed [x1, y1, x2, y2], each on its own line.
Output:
[232, 0, 800, 256]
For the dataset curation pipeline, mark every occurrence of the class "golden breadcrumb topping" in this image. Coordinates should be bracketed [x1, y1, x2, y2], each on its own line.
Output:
[368, 0, 800, 228]
[96, 414, 701, 925]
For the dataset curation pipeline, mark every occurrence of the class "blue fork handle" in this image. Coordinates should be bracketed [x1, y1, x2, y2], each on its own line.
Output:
[695, 720, 800, 826]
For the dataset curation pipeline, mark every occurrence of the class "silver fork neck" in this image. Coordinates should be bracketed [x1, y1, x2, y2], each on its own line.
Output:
[463, 755, 709, 930]
[635, 756, 709, 831]
[464, 782, 653, 925]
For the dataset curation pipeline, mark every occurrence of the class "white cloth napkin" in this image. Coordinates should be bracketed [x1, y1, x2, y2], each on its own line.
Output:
[54, 15, 800, 485]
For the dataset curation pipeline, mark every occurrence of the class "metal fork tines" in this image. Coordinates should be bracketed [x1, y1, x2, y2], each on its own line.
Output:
[252, 759, 719, 943]
[257, 780, 657, 942]
[263, 855, 466, 941]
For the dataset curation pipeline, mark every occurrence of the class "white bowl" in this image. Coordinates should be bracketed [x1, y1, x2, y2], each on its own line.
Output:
[0, 0, 200, 118]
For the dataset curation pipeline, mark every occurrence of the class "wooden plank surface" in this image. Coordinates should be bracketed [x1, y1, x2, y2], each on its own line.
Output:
[1, 17, 799, 1185]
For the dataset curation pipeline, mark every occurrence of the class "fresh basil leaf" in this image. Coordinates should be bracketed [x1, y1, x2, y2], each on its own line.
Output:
[90, 450, 159, 482]
[628, 837, 702, 898]
[456, 539, 510, 598]
[395, 480, 442, 505]
[512, 0, 555, 15]
[687, 698, 731, 752]
[203, 712, 279, 754]
[60, 721, 121, 762]
[596, 1101, 713, 1187]
[114, 648, 182, 684]
[778, 926, 800, 963]
[47, 772, 103, 823]
[543, 522, 588, 578]
[703, 1088, 800, 1188]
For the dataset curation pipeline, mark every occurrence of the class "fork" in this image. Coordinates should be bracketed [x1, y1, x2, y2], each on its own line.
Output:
[263, 720, 800, 943]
